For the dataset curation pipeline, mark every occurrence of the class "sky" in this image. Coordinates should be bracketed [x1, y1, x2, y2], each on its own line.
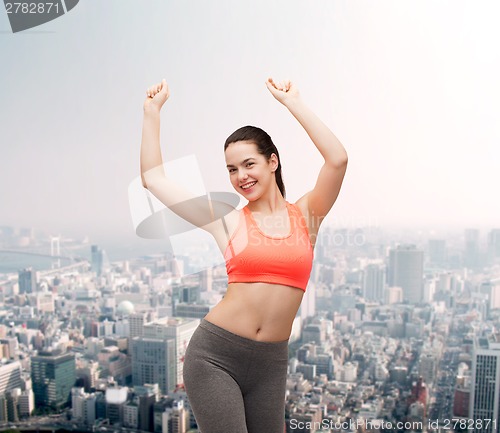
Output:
[1, 0, 499, 260]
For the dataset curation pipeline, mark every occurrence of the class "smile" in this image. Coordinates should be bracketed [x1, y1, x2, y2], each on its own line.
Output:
[241, 181, 257, 190]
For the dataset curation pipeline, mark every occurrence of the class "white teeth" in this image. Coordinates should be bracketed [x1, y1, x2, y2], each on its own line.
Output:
[241, 181, 257, 189]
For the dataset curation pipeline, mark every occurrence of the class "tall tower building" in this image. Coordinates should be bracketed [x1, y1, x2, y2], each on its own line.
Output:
[31, 350, 76, 409]
[91, 245, 104, 276]
[362, 264, 385, 302]
[470, 334, 500, 432]
[91, 245, 110, 276]
[387, 245, 424, 304]
[18, 267, 37, 294]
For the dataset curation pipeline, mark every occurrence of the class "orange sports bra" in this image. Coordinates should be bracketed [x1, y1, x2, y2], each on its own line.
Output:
[224, 201, 314, 292]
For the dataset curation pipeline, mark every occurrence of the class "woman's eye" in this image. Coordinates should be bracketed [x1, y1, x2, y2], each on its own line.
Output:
[246, 163, 254, 167]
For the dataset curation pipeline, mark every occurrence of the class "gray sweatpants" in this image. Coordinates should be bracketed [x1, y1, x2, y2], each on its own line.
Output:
[183, 318, 289, 433]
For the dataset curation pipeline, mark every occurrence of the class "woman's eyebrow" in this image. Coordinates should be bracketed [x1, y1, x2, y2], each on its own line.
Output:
[226, 157, 256, 168]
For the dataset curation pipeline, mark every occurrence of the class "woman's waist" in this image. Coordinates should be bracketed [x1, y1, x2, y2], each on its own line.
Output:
[203, 283, 302, 341]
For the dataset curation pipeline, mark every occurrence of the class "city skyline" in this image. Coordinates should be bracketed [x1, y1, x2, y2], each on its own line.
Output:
[1, 206, 498, 431]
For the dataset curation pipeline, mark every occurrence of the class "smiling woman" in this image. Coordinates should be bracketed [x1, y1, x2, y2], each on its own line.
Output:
[139, 76, 348, 433]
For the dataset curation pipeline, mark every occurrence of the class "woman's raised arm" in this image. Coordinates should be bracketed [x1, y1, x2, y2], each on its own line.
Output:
[140, 79, 235, 232]
[266, 77, 348, 224]
[140, 79, 170, 189]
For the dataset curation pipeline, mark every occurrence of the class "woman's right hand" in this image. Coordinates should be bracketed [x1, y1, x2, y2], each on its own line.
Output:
[143, 78, 170, 112]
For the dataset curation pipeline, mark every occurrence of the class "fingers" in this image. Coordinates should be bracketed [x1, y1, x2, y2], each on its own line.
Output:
[267, 77, 281, 91]
[146, 84, 156, 98]
[267, 77, 291, 93]
[146, 79, 169, 98]
[275, 78, 284, 91]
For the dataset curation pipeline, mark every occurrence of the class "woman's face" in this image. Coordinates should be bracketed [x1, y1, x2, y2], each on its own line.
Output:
[224, 140, 277, 200]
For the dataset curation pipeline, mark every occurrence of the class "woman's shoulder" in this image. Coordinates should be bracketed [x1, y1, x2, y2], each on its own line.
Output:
[288, 197, 308, 219]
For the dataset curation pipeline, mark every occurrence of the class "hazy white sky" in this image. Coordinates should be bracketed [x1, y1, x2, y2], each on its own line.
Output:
[1, 1, 499, 257]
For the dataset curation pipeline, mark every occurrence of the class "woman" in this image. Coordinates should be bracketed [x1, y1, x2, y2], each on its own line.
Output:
[140, 77, 348, 433]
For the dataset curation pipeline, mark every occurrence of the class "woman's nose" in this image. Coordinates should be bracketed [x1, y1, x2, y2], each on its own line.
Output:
[239, 171, 248, 181]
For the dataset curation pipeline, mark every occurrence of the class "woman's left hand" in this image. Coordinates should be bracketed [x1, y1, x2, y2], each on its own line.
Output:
[265, 77, 300, 106]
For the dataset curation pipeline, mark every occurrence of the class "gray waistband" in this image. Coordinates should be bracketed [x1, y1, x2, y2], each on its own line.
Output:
[199, 318, 289, 351]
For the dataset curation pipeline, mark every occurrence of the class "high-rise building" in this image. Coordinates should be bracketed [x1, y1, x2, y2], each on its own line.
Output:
[18, 267, 37, 294]
[387, 244, 424, 304]
[91, 245, 109, 276]
[142, 317, 199, 389]
[91, 245, 104, 276]
[362, 264, 385, 302]
[418, 353, 437, 385]
[0, 361, 22, 396]
[31, 350, 76, 409]
[470, 334, 500, 432]
[131, 337, 176, 395]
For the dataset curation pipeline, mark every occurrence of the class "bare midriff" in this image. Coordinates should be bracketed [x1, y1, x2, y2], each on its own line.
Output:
[203, 281, 305, 342]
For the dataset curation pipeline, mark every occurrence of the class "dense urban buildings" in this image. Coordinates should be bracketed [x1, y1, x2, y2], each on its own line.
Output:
[0, 225, 499, 432]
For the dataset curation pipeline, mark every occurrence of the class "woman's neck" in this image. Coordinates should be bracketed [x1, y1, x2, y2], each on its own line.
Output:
[246, 187, 286, 215]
